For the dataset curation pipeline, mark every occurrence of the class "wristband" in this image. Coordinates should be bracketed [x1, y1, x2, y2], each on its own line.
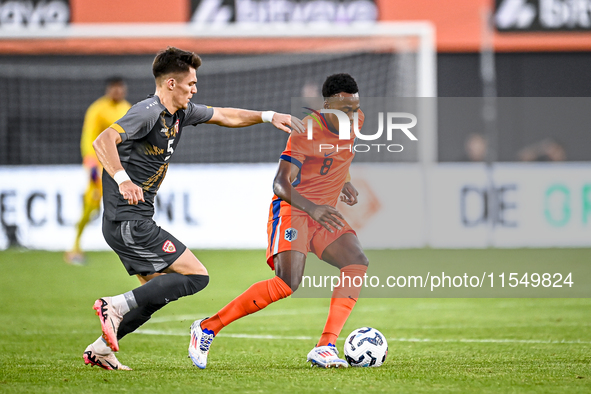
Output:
[113, 170, 131, 185]
[261, 111, 276, 123]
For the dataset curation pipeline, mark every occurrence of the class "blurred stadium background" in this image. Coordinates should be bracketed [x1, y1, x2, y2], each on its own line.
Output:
[1, 0, 591, 251]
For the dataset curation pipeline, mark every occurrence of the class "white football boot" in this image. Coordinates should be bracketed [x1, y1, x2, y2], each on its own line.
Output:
[307, 344, 349, 368]
[188, 318, 215, 369]
[93, 297, 123, 352]
[83, 344, 131, 371]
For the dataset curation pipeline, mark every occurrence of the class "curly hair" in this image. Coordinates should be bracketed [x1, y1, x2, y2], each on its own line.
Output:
[322, 73, 359, 98]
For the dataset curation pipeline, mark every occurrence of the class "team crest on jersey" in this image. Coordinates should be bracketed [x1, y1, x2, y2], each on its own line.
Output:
[162, 240, 176, 253]
[284, 228, 298, 242]
[160, 115, 180, 138]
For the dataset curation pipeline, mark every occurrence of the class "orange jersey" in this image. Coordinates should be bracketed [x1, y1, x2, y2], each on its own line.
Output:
[268, 110, 365, 220]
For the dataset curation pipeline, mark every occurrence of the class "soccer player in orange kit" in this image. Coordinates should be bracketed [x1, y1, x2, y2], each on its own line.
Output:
[189, 73, 369, 369]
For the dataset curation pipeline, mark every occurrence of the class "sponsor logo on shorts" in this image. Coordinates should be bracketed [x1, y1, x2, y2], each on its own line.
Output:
[284, 228, 298, 242]
[162, 240, 176, 253]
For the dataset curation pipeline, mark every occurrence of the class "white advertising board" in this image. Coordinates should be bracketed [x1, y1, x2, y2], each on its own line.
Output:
[339, 164, 426, 249]
[0, 164, 276, 251]
[428, 163, 591, 248]
[1, 163, 590, 250]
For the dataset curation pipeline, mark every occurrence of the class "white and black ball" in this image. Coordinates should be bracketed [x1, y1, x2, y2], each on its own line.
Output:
[344, 327, 388, 367]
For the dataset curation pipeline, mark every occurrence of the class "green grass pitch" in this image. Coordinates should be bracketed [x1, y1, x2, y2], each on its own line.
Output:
[1, 248, 590, 393]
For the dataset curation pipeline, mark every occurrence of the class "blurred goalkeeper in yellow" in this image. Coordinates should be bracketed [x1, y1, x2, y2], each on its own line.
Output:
[65, 77, 131, 265]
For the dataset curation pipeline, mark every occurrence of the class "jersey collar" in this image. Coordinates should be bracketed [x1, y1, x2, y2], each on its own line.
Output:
[150, 94, 176, 116]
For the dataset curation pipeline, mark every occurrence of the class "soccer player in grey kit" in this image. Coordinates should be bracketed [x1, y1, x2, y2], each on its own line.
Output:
[83, 47, 304, 370]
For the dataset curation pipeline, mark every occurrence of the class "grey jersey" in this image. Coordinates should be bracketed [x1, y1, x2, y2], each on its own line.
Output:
[103, 95, 213, 221]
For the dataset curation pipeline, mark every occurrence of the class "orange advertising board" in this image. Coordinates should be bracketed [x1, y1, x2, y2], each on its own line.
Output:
[376, 0, 591, 52]
[70, 0, 188, 23]
[0, 0, 590, 53]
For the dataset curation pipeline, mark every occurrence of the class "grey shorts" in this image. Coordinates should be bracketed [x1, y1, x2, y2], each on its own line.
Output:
[102, 218, 187, 276]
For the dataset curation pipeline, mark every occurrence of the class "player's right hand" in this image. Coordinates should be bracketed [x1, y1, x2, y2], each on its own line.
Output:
[309, 204, 344, 233]
[119, 181, 144, 205]
[272, 113, 305, 134]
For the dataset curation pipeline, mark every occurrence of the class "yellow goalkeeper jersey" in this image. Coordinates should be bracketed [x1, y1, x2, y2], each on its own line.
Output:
[80, 96, 132, 161]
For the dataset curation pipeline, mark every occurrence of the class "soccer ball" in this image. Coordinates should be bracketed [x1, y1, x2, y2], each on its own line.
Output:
[344, 327, 388, 367]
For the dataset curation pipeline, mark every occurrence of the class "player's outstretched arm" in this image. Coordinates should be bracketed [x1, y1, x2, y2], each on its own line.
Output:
[273, 160, 344, 233]
[206, 107, 304, 134]
[93, 128, 145, 205]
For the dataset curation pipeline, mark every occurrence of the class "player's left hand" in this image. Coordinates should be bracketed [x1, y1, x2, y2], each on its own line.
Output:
[340, 182, 359, 206]
[272, 113, 305, 134]
[83, 155, 102, 183]
[90, 166, 101, 183]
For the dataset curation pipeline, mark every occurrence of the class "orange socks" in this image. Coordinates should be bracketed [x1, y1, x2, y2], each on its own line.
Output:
[317, 264, 368, 347]
[202, 276, 292, 335]
[201, 264, 367, 344]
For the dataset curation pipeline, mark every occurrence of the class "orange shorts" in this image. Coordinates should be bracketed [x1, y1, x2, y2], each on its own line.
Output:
[265, 214, 356, 269]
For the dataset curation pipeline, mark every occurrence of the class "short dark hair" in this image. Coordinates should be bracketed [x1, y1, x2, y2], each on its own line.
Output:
[322, 73, 359, 98]
[152, 47, 202, 80]
[105, 76, 125, 87]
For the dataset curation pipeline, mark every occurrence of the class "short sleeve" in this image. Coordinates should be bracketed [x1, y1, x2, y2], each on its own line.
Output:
[184, 102, 214, 126]
[280, 137, 304, 169]
[280, 119, 316, 168]
[112, 103, 157, 141]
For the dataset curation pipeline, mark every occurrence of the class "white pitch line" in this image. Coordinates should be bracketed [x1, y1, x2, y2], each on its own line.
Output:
[147, 305, 395, 322]
[148, 308, 335, 323]
[146, 313, 591, 329]
[149, 315, 204, 323]
[136, 329, 313, 340]
[388, 338, 591, 344]
[135, 329, 591, 344]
